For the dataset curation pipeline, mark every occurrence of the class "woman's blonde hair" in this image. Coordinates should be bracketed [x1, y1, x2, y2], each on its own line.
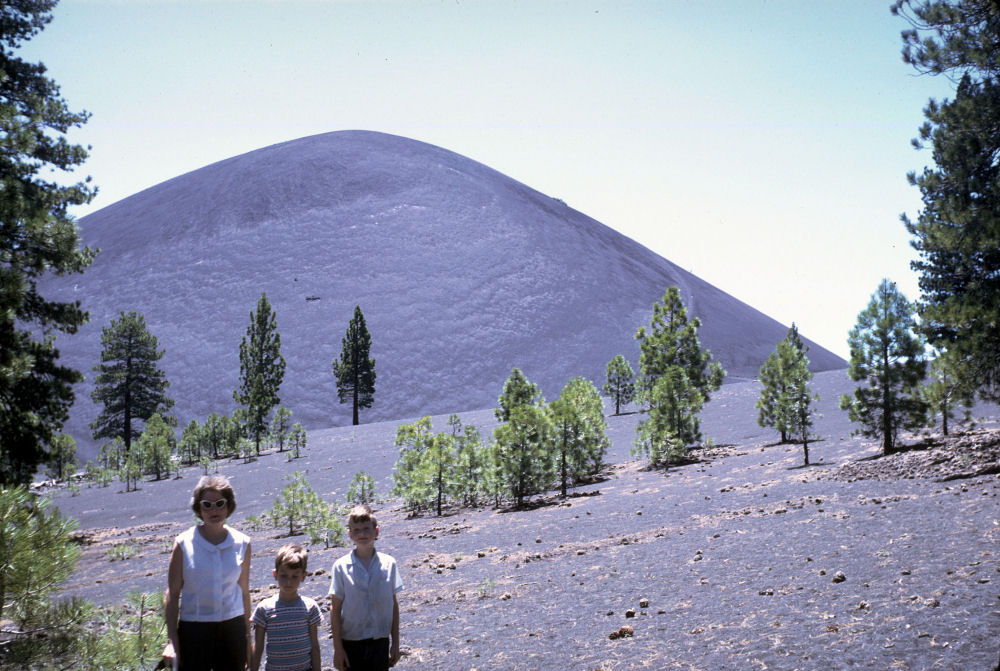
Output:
[190, 475, 236, 519]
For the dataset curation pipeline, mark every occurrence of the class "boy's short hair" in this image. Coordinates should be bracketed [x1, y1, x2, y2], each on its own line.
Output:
[275, 544, 308, 572]
[190, 475, 236, 519]
[348, 504, 377, 529]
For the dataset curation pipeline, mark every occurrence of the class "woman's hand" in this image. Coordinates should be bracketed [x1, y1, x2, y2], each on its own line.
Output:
[161, 639, 178, 669]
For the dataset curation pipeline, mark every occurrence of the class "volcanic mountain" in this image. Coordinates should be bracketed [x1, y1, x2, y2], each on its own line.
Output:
[42, 130, 844, 456]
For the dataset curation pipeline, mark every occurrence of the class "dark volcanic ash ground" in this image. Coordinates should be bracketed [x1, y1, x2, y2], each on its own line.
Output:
[47, 371, 1000, 670]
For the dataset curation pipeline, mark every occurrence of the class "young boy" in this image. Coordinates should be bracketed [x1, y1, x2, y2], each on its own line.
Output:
[329, 505, 404, 671]
[251, 544, 323, 671]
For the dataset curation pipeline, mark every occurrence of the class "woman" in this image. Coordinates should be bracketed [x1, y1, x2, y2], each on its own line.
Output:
[162, 475, 252, 671]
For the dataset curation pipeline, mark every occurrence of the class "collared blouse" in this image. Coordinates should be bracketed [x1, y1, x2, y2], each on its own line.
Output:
[177, 524, 250, 622]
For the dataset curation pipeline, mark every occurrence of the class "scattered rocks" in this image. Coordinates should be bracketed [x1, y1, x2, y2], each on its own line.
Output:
[608, 625, 634, 640]
[832, 571, 847, 584]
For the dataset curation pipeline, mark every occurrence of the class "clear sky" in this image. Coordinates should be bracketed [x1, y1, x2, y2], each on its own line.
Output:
[21, 0, 955, 360]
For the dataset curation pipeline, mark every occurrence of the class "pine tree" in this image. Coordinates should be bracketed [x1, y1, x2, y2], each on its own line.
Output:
[0, 1, 97, 485]
[549, 377, 609, 496]
[0, 487, 80, 625]
[494, 404, 553, 508]
[634, 287, 725, 464]
[346, 471, 377, 505]
[45, 433, 77, 482]
[450, 414, 485, 508]
[235, 292, 286, 455]
[839, 279, 928, 454]
[90, 312, 173, 454]
[269, 406, 292, 452]
[603, 354, 635, 415]
[333, 305, 376, 425]
[391, 416, 436, 514]
[136, 413, 174, 481]
[495, 368, 542, 422]
[921, 349, 976, 435]
[894, 0, 1000, 399]
[756, 324, 813, 443]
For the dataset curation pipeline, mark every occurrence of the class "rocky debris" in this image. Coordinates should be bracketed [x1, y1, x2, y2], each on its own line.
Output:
[831, 428, 1000, 482]
[832, 571, 847, 584]
[608, 625, 634, 640]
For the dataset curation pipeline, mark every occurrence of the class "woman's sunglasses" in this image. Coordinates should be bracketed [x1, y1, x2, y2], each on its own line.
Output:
[199, 499, 228, 510]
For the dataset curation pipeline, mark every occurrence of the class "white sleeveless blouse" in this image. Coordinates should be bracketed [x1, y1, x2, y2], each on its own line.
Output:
[177, 525, 250, 622]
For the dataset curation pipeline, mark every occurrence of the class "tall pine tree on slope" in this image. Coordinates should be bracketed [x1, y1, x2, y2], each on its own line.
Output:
[839, 279, 927, 454]
[90, 312, 173, 454]
[333, 305, 376, 425]
[894, 0, 1000, 399]
[235, 292, 286, 455]
[0, 0, 96, 484]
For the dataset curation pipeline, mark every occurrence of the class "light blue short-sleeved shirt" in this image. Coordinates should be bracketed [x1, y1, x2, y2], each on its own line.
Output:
[328, 550, 403, 641]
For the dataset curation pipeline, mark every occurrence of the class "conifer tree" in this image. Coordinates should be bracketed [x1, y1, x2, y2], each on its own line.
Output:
[494, 404, 554, 508]
[756, 324, 813, 443]
[495, 367, 542, 422]
[333, 305, 376, 425]
[549, 376, 609, 496]
[90, 312, 173, 454]
[136, 413, 174, 481]
[603, 354, 636, 415]
[45, 433, 77, 482]
[391, 416, 436, 514]
[921, 349, 976, 435]
[894, 0, 1000, 400]
[450, 414, 485, 508]
[269, 406, 292, 452]
[633, 287, 725, 464]
[235, 292, 285, 455]
[839, 279, 928, 454]
[0, 1, 97, 485]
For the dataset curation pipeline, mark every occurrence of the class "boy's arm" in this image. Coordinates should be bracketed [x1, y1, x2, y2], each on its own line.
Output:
[250, 624, 265, 671]
[330, 595, 347, 671]
[389, 593, 400, 666]
[309, 622, 321, 671]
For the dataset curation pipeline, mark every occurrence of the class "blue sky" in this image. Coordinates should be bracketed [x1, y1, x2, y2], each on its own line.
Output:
[21, 0, 954, 359]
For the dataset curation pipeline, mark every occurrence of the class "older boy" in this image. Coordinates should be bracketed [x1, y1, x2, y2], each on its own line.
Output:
[329, 505, 404, 671]
[251, 544, 323, 671]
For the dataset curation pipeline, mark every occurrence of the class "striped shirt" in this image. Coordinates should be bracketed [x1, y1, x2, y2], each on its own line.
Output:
[252, 595, 323, 671]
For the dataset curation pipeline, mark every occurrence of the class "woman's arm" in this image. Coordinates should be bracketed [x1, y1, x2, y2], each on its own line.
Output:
[240, 541, 253, 667]
[162, 540, 184, 667]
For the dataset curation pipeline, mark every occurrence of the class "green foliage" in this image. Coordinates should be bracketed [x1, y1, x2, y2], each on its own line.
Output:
[178, 419, 203, 464]
[0, 0, 97, 486]
[450, 415, 486, 508]
[0, 487, 80, 624]
[391, 416, 438, 514]
[839, 279, 928, 454]
[494, 404, 554, 508]
[90, 312, 174, 454]
[289, 422, 307, 459]
[235, 292, 286, 455]
[346, 470, 377, 505]
[135, 413, 174, 481]
[603, 354, 635, 415]
[894, 0, 1000, 400]
[921, 349, 977, 435]
[270, 405, 293, 452]
[633, 287, 725, 464]
[333, 305, 376, 425]
[495, 367, 542, 422]
[107, 541, 139, 562]
[756, 324, 815, 444]
[549, 376, 609, 496]
[262, 472, 343, 545]
[46, 432, 78, 481]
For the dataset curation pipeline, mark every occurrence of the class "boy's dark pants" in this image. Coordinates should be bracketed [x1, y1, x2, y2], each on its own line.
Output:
[342, 638, 390, 671]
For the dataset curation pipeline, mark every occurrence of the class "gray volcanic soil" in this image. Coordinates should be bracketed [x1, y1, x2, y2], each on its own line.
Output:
[48, 371, 1000, 670]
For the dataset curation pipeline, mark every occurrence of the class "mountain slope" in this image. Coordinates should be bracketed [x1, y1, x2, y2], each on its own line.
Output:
[41, 130, 844, 455]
